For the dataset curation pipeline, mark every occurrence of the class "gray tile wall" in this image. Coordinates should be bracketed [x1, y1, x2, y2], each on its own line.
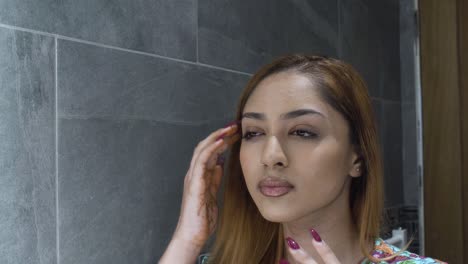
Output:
[400, 0, 420, 207]
[0, 0, 197, 60]
[340, 0, 404, 208]
[57, 40, 248, 263]
[398, 0, 421, 252]
[0, 27, 56, 264]
[0, 0, 413, 262]
[198, 0, 338, 73]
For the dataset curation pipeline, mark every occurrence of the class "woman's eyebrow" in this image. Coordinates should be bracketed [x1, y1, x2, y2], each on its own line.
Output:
[241, 108, 326, 121]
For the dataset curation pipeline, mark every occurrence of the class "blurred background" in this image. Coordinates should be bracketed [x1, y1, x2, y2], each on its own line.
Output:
[0, 0, 466, 263]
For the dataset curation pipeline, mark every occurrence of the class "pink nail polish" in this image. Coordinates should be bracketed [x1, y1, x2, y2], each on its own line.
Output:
[286, 237, 300, 250]
[279, 259, 290, 264]
[309, 228, 322, 242]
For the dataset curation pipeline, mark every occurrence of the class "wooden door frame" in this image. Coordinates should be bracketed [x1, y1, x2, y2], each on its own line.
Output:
[419, 0, 467, 262]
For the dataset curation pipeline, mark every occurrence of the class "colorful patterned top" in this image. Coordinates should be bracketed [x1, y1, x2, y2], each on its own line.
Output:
[361, 238, 446, 263]
[198, 238, 446, 264]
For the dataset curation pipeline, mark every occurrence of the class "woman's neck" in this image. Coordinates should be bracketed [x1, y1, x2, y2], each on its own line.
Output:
[281, 182, 369, 264]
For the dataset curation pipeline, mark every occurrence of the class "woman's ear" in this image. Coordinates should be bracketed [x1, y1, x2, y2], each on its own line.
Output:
[348, 147, 363, 178]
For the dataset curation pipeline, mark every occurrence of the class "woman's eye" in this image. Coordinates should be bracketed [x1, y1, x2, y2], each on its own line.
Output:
[242, 131, 262, 140]
[242, 130, 318, 140]
[291, 129, 318, 139]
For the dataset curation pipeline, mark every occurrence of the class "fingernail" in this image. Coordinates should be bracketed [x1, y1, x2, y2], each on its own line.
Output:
[309, 228, 322, 242]
[285, 237, 300, 250]
[216, 132, 227, 141]
[279, 259, 290, 264]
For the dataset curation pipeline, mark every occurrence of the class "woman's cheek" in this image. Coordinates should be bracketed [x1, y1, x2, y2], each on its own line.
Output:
[239, 146, 250, 174]
[239, 147, 257, 189]
[296, 155, 344, 198]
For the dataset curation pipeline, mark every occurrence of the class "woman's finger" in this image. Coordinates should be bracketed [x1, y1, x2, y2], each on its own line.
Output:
[205, 142, 227, 169]
[309, 229, 340, 264]
[189, 124, 234, 171]
[188, 123, 239, 180]
[191, 136, 233, 184]
[204, 130, 241, 171]
[285, 237, 318, 264]
[205, 131, 240, 165]
[194, 121, 239, 159]
[225, 132, 241, 145]
[196, 122, 240, 170]
[193, 138, 224, 174]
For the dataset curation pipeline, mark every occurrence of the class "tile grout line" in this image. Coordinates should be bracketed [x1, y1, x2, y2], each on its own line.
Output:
[56, 35, 253, 76]
[196, 62, 252, 76]
[0, 22, 251, 76]
[58, 114, 233, 125]
[0, 23, 56, 38]
[55, 36, 60, 264]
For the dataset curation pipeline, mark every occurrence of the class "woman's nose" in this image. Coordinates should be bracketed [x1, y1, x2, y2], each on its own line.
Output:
[260, 136, 288, 168]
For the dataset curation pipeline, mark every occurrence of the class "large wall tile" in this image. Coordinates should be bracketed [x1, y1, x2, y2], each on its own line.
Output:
[381, 101, 403, 207]
[402, 102, 418, 205]
[372, 99, 404, 207]
[371, 98, 388, 195]
[0, 0, 196, 60]
[199, 0, 338, 73]
[371, 98, 383, 137]
[58, 119, 224, 263]
[400, 0, 417, 102]
[340, 0, 400, 100]
[0, 27, 56, 264]
[371, 98, 385, 179]
[57, 39, 249, 262]
[400, 0, 419, 205]
[58, 39, 249, 121]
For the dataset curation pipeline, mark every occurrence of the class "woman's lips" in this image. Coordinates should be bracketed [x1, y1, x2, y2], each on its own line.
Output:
[259, 186, 293, 197]
[258, 177, 294, 197]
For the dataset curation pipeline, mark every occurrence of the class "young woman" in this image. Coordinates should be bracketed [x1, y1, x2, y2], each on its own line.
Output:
[159, 55, 445, 264]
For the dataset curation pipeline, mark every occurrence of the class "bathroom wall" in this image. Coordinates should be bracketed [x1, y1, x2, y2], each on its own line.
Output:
[399, 0, 421, 253]
[0, 0, 409, 263]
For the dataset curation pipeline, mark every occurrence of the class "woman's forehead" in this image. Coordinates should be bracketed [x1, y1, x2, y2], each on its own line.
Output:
[244, 73, 328, 116]
[256, 71, 315, 94]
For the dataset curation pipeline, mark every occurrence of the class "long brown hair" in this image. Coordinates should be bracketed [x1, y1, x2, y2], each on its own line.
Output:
[207, 54, 385, 263]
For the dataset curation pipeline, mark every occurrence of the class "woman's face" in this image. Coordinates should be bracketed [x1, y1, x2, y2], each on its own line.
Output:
[239, 71, 361, 223]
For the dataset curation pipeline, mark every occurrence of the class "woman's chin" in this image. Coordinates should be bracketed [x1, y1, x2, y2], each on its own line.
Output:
[257, 207, 296, 223]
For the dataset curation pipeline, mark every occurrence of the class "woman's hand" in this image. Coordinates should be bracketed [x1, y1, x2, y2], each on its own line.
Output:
[173, 121, 240, 250]
[282, 229, 341, 264]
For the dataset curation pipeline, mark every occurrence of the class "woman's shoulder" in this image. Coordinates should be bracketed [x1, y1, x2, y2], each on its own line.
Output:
[362, 238, 447, 264]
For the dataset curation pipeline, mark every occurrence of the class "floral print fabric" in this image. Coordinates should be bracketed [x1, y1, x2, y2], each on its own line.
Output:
[198, 238, 447, 264]
[361, 238, 446, 264]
